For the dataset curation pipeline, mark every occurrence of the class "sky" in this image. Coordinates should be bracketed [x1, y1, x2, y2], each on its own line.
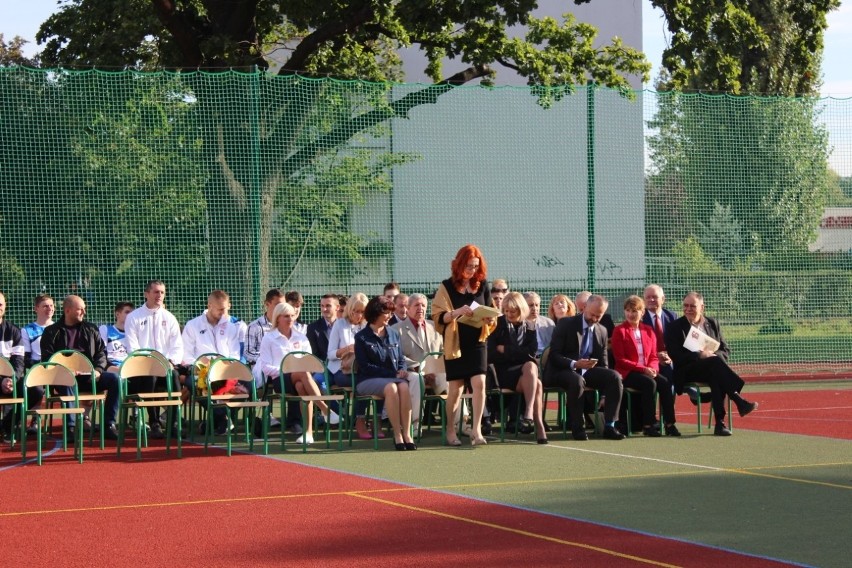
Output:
[2, 0, 850, 95]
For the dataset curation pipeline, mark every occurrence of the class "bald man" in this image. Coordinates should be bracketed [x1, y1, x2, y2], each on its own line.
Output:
[40, 295, 121, 441]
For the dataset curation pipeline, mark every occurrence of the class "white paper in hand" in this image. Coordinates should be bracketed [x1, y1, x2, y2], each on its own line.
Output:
[683, 325, 721, 353]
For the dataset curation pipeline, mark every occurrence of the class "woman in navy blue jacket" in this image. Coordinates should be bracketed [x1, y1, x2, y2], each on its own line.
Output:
[354, 295, 417, 450]
[487, 292, 547, 444]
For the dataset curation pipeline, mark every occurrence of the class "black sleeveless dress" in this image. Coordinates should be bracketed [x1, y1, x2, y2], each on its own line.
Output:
[440, 278, 492, 381]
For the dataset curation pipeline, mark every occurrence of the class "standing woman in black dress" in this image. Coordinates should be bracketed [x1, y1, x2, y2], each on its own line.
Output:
[432, 244, 496, 446]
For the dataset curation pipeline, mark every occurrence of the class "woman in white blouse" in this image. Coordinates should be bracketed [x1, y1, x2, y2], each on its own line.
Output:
[326, 292, 370, 438]
[254, 302, 334, 444]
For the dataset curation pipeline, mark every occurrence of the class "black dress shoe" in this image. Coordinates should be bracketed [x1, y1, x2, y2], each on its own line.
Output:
[714, 423, 732, 436]
[642, 426, 662, 437]
[664, 424, 682, 437]
[517, 418, 535, 435]
[685, 387, 699, 406]
[481, 420, 492, 436]
[537, 438, 549, 445]
[572, 429, 589, 441]
[404, 442, 417, 451]
[603, 426, 625, 440]
[105, 423, 119, 441]
[737, 401, 758, 417]
[395, 442, 406, 451]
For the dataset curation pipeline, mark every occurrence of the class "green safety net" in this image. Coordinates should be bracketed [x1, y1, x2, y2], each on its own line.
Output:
[1, 67, 850, 374]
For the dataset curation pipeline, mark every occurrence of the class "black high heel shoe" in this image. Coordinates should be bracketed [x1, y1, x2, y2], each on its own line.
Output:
[404, 442, 417, 451]
[395, 442, 406, 451]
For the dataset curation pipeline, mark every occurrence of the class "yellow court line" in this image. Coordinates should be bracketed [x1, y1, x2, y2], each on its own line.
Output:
[723, 468, 852, 490]
[739, 461, 852, 471]
[428, 469, 710, 491]
[348, 492, 682, 568]
[4, 460, 849, 519]
[0, 488, 395, 518]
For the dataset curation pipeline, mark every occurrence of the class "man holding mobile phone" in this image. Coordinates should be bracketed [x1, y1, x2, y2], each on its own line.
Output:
[542, 294, 624, 441]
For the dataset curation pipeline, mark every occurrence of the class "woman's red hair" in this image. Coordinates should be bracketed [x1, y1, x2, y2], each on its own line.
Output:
[450, 244, 488, 292]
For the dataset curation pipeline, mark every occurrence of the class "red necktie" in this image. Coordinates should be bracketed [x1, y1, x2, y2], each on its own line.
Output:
[653, 314, 665, 348]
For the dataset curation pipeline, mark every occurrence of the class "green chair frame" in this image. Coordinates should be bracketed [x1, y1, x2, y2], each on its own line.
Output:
[0, 356, 24, 449]
[683, 381, 733, 433]
[540, 347, 601, 438]
[47, 350, 107, 449]
[21, 362, 85, 465]
[116, 351, 183, 460]
[204, 357, 270, 456]
[416, 351, 448, 445]
[623, 387, 663, 436]
[346, 360, 384, 450]
[278, 351, 344, 453]
[188, 353, 223, 442]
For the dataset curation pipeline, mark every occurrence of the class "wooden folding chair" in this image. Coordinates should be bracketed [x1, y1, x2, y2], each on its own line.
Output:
[188, 353, 223, 442]
[21, 362, 85, 465]
[117, 351, 183, 459]
[48, 350, 107, 448]
[205, 357, 270, 456]
[279, 351, 344, 452]
[0, 356, 24, 449]
[416, 351, 448, 445]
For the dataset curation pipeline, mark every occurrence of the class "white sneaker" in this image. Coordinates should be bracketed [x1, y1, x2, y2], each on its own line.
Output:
[328, 410, 340, 425]
[295, 433, 314, 444]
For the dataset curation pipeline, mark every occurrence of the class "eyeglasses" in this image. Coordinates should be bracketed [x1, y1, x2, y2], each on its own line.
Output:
[491, 288, 508, 293]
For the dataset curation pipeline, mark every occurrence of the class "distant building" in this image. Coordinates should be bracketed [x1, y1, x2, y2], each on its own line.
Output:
[811, 207, 852, 253]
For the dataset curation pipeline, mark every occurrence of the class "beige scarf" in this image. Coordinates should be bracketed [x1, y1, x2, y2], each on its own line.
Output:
[432, 282, 496, 360]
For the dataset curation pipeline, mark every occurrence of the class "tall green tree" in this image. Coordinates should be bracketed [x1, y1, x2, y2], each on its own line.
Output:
[0, 34, 38, 66]
[30, 1, 649, 310]
[646, 0, 837, 267]
[650, 0, 837, 95]
[0, 69, 208, 321]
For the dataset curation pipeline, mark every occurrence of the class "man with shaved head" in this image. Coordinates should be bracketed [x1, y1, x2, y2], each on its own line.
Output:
[40, 295, 121, 441]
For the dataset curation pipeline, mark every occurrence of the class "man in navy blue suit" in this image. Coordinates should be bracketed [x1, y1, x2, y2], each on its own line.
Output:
[640, 284, 680, 435]
[543, 295, 624, 441]
[642, 284, 677, 380]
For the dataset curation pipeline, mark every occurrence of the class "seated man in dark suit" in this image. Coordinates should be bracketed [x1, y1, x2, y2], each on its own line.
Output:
[639, 284, 679, 432]
[543, 294, 624, 440]
[305, 293, 339, 414]
[642, 284, 677, 380]
[306, 294, 338, 365]
[664, 291, 758, 436]
[575, 290, 615, 428]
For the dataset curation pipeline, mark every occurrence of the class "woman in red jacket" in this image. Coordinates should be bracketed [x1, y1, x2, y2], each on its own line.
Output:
[611, 295, 678, 437]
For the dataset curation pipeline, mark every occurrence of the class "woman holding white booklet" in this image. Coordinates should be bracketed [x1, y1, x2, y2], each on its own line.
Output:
[431, 244, 498, 447]
[663, 291, 758, 436]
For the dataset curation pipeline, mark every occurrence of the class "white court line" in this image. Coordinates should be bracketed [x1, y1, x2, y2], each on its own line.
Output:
[747, 405, 852, 413]
[746, 416, 852, 423]
[535, 443, 725, 471]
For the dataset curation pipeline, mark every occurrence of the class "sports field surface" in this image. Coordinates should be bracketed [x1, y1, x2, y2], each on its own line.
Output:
[2, 381, 850, 567]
